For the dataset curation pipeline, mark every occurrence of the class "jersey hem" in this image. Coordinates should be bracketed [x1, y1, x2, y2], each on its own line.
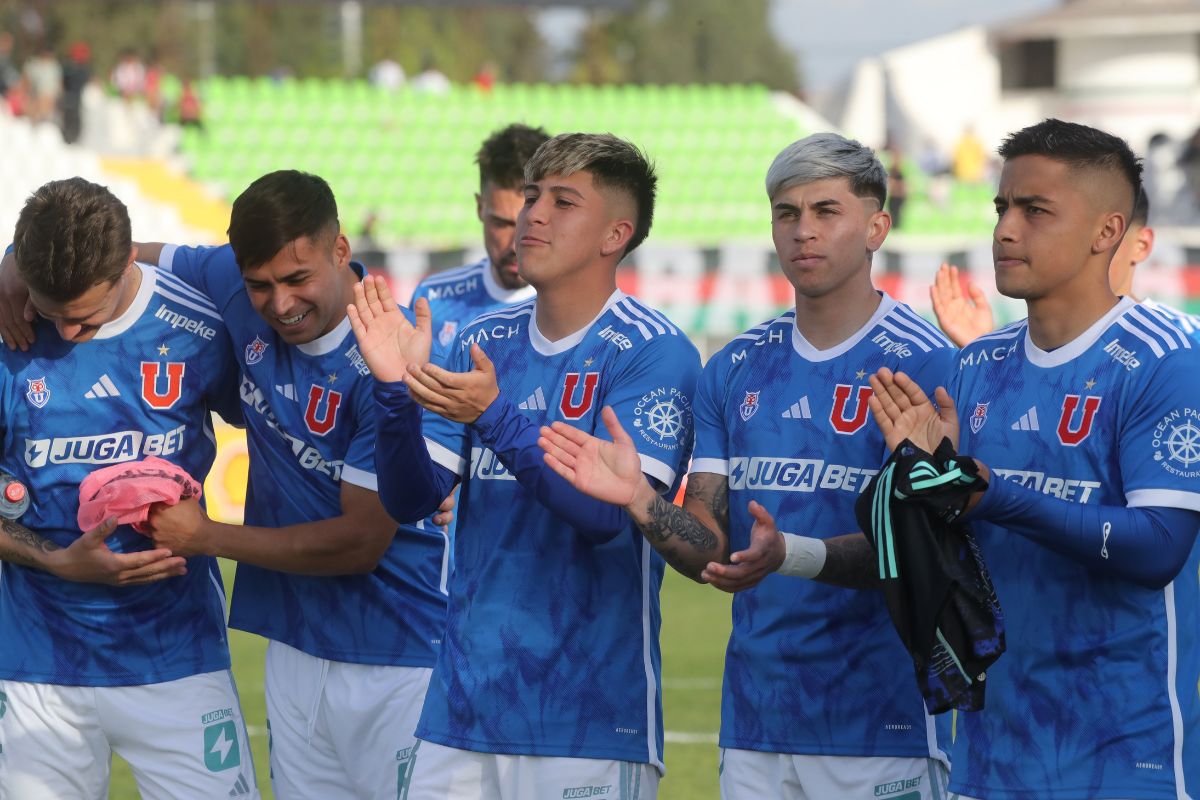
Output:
[0, 657, 232, 687]
[416, 728, 664, 774]
[229, 625, 439, 667]
[948, 782, 1179, 800]
[717, 736, 943, 760]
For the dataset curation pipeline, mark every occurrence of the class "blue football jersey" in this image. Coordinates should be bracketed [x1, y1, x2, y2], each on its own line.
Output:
[159, 244, 448, 667]
[416, 291, 700, 769]
[691, 294, 956, 758]
[0, 264, 239, 686]
[951, 297, 1200, 799]
[411, 258, 535, 361]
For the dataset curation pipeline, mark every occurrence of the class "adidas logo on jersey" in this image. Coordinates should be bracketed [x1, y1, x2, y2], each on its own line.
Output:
[84, 375, 121, 399]
[275, 383, 296, 400]
[518, 387, 547, 411]
[1011, 406, 1040, 431]
[781, 397, 811, 419]
[228, 773, 252, 796]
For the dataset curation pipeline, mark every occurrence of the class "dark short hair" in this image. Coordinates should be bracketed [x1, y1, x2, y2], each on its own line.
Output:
[525, 132, 657, 258]
[998, 119, 1143, 213]
[1131, 185, 1149, 227]
[228, 170, 338, 272]
[14, 178, 131, 302]
[478, 124, 551, 191]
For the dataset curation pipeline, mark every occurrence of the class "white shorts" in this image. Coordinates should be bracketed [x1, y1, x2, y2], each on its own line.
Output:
[0, 670, 258, 800]
[402, 739, 660, 800]
[264, 640, 432, 800]
[720, 748, 949, 800]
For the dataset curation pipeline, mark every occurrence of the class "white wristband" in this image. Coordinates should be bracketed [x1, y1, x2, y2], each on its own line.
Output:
[778, 532, 827, 578]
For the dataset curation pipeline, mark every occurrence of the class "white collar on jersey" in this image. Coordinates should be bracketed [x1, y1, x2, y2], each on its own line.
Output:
[791, 291, 894, 362]
[1024, 296, 1135, 368]
[298, 315, 351, 356]
[298, 262, 367, 356]
[92, 261, 156, 340]
[528, 288, 624, 356]
[482, 257, 537, 305]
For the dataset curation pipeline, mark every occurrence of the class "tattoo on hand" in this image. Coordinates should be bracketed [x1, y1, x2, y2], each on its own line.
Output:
[0, 518, 59, 569]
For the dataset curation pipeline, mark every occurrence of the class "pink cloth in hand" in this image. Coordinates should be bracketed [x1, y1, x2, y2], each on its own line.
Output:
[77, 456, 203, 534]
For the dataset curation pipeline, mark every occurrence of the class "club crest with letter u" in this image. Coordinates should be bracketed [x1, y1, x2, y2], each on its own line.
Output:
[970, 402, 989, 434]
[739, 390, 760, 422]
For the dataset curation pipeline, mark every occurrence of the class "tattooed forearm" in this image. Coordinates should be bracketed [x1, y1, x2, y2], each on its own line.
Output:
[0, 518, 59, 570]
[814, 533, 881, 590]
[636, 493, 722, 580]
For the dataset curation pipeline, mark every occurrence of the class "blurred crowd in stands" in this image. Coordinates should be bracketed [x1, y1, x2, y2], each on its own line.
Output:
[0, 31, 202, 144]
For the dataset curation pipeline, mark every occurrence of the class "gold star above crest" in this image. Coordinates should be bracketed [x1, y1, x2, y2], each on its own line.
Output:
[1084, 379, 1096, 390]
[584, 358, 594, 367]
[157, 344, 170, 356]
[327, 373, 338, 383]
[855, 369, 866, 380]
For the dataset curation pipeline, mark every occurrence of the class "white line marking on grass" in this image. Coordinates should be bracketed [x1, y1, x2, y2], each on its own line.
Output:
[661, 677, 722, 690]
[664, 731, 719, 744]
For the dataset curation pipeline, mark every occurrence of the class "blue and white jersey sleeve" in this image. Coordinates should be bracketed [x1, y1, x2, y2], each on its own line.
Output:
[156, 243, 245, 310]
[595, 334, 699, 490]
[421, 340, 471, 478]
[690, 351, 732, 475]
[341, 383, 379, 491]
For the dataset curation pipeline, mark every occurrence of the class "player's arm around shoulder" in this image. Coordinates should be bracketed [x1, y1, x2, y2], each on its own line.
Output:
[145, 479, 398, 576]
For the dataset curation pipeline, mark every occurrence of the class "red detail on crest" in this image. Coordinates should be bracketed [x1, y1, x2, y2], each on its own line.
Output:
[830, 384, 874, 435]
[304, 385, 344, 436]
[560, 372, 600, 420]
[1056, 395, 1102, 446]
[140, 362, 185, 410]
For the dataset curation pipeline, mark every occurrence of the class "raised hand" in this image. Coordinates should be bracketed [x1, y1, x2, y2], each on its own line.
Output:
[346, 275, 431, 383]
[930, 263, 993, 347]
[539, 405, 646, 508]
[405, 342, 500, 423]
[868, 367, 959, 453]
[700, 500, 785, 593]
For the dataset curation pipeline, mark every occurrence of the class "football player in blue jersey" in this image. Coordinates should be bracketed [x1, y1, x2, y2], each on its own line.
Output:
[931, 185, 1200, 343]
[118, 171, 453, 799]
[411, 123, 548, 360]
[349, 133, 700, 799]
[809, 119, 1200, 799]
[0, 178, 258, 798]
[538, 133, 955, 800]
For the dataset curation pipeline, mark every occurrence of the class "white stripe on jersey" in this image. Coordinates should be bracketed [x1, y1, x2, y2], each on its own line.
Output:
[690, 457, 730, 476]
[733, 312, 791, 342]
[973, 321, 1025, 344]
[416, 260, 487, 288]
[152, 286, 224, 322]
[877, 318, 934, 352]
[630, 301, 681, 336]
[1132, 305, 1192, 350]
[341, 464, 378, 492]
[154, 268, 221, 313]
[1146, 302, 1200, 335]
[1116, 318, 1166, 358]
[1164, 582, 1188, 800]
[640, 537, 664, 771]
[620, 299, 669, 336]
[466, 301, 534, 329]
[1127, 307, 1189, 351]
[611, 303, 654, 341]
[425, 436, 466, 476]
[891, 306, 951, 349]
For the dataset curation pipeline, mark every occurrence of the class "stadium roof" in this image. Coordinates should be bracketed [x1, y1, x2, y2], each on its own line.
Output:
[995, 0, 1200, 39]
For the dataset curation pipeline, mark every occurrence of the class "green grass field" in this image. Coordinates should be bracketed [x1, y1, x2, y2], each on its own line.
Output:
[108, 562, 732, 799]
